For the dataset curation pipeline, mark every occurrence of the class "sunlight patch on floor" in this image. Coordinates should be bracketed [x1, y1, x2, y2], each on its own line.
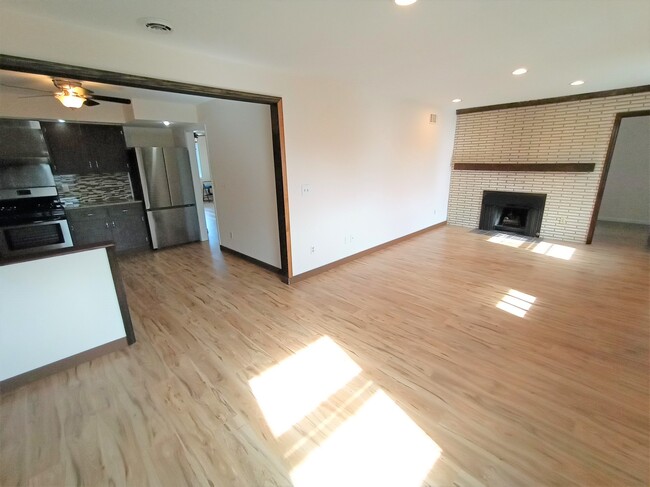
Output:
[486, 233, 576, 260]
[497, 289, 537, 318]
[531, 241, 575, 260]
[487, 233, 527, 248]
[290, 390, 441, 487]
[251, 336, 442, 485]
[249, 336, 361, 437]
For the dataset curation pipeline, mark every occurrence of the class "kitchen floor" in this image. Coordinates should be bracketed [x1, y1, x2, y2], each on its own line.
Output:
[1, 225, 648, 486]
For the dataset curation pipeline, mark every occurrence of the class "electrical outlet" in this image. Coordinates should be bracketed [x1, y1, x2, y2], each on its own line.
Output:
[433, 209, 437, 215]
[559, 216, 567, 224]
[229, 231, 233, 239]
[301, 184, 312, 196]
[310, 245, 315, 254]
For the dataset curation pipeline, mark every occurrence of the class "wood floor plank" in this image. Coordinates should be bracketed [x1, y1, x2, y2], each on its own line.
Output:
[1, 225, 648, 486]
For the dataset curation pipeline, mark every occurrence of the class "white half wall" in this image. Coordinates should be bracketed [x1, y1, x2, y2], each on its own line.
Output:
[0, 248, 126, 381]
[599, 116, 650, 225]
[0, 8, 454, 276]
[198, 99, 281, 267]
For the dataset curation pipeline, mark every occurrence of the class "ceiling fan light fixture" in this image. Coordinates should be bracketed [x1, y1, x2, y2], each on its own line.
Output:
[56, 91, 85, 109]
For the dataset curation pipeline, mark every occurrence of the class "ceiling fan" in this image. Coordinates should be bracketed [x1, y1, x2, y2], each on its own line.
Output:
[2, 78, 131, 109]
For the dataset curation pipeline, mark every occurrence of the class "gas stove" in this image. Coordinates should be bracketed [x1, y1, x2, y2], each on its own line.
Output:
[0, 197, 66, 226]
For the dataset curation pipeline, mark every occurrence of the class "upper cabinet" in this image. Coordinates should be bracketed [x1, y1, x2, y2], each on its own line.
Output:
[41, 122, 130, 175]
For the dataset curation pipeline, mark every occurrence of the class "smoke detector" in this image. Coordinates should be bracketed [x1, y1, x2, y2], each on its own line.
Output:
[139, 18, 173, 34]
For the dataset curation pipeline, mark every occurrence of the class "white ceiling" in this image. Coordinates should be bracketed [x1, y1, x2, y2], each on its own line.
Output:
[1, 0, 649, 108]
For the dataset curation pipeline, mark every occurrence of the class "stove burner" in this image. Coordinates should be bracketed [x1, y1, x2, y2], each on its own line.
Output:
[0, 197, 66, 226]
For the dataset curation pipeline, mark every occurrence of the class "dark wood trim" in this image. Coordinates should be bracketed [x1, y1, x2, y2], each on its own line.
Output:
[0, 54, 292, 281]
[0, 54, 280, 105]
[457, 85, 650, 115]
[586, 110, 650, 244]
[270, 100, 293, 278]
[453, 163, 595, 172]
[0, 338, 128, 394]
[0, 241, 115, 266]
[220, 245, 281, 274]
[106, 245, 136, 345]
[287, 221, 447, 284]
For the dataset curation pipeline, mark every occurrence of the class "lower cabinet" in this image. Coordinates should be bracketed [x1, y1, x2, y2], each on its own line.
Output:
[67, 203, 150, 252]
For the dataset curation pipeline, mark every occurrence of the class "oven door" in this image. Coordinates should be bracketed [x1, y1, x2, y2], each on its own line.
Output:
[0, 219, 73, 258]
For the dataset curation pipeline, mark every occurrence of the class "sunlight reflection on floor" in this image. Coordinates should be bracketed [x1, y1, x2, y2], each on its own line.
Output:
[497, 289, 537, 318]
[249, 336, 361, 436]
[249, 336, 442, 486]
[532, 241, 576, 260]
[486, 233, 576, 260]
[290, 390, 441, 487]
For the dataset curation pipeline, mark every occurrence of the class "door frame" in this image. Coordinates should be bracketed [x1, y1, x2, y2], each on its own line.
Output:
[0, 54, 293, 279]
[586, 109, 650, 243]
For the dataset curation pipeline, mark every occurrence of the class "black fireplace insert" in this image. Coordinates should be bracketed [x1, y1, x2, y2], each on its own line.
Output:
[479, 191, 546, 237]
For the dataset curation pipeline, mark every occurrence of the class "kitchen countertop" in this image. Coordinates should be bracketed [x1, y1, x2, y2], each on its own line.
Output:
[65, 200, 143, 209]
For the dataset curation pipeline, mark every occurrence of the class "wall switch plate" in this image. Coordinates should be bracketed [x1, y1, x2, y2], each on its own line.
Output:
[301, 184, 311, 196]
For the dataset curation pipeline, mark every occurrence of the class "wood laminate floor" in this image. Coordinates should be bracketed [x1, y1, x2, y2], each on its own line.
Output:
[1, 225, 648, 486]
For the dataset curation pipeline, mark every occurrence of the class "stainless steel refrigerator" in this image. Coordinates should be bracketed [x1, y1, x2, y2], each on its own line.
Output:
[133, 147, 200, 249]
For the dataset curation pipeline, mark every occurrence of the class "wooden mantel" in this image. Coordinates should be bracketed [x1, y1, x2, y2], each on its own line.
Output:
[453, 163, 595, 172]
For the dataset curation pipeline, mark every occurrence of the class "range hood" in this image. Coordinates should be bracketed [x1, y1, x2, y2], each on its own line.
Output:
[0, 119, 51, 166]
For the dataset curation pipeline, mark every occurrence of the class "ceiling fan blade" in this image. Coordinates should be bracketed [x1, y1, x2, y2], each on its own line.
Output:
[18, 94, 54, 99]
[83, 99, 100, 107]
[1, 83, 52, 93]
[87, 94, 131, 105]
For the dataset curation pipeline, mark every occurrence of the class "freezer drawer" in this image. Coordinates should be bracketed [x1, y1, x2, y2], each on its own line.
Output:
[147, 206, 200, 249]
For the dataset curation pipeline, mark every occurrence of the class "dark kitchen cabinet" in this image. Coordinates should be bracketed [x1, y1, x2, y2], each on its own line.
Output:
[83, 124, 130, 173]
[66, 202, 149, 252]
[41, 122, 86, 174]
[108, 204, 150, 251]
[42, 122, 129, 175]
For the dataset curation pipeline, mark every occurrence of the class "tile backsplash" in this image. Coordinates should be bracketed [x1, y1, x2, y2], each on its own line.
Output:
[55, 172, 134, 207]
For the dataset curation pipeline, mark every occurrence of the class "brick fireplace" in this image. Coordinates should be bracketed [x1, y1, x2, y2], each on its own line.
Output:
[447, 91, 650, 243]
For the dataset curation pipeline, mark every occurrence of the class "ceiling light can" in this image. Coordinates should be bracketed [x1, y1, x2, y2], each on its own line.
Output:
[570, 80, 585, 86]
[452, 98, 462, 103]
[512, 68, 528, 76]
[395, 0, 418, 5]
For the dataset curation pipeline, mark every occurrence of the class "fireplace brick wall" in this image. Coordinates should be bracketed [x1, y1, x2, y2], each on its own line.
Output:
[447, 91, 650, 242]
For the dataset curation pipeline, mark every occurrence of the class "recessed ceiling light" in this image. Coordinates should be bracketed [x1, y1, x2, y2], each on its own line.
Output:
[395, 0, 417, 5]
[570, 80, 585, 86]
[512, 68, 528, 76]
[452, 98, 462, 103]
[139, 17, 173, 34]
[163, 121, 171, 126]
[57, 119, 65, 123]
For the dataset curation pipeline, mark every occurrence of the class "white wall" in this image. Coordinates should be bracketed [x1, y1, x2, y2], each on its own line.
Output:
[599, 116, 650, 225]
[0, 9, 453, 276]
[0, 248, 127, 381]
[123, 126, 175, 147]
[129, 98, 199, 124]
[198, 99, 281, 267]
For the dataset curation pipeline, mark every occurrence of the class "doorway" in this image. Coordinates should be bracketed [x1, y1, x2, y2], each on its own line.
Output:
[194, 131, 219, 247]
[0, 54, 292, 280]
[588, 111, 650, 248]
